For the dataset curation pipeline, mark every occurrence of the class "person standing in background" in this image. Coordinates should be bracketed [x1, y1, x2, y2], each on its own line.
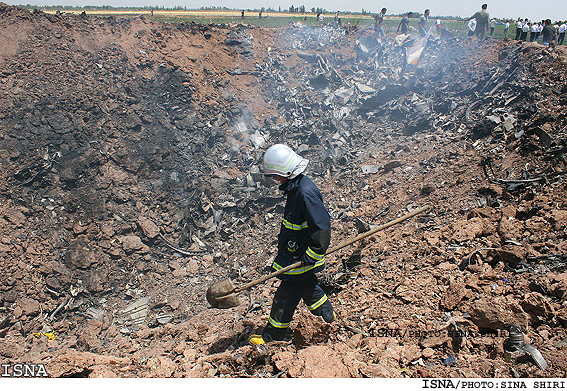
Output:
[418, 9, 430, 37]
[515, 18, 523, 40]
[536, 22, 543, 41]
[559, 21, 566, 45]
[334, 11, 341, 28]
[397, 11, 412, 35]
[504, 21, 510, 37]
[542, 19, 557, 46]
[466, 4, 489, 39]
[530, 22, 538, 42]
[489, 18, 496, 36]
[374, 7, 387, 38]
[521, 19, 530, 41]
[317, 12, 324, 26]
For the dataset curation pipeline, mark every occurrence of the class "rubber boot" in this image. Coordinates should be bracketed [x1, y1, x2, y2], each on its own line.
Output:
[249, 334, 266, 345]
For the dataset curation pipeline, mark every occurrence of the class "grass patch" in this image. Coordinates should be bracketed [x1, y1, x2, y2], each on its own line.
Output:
[44, 9, 565, 45]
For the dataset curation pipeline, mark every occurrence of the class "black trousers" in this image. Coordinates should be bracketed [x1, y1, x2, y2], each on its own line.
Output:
[515, 28, 521, 40]
[559, 32, 565, 45]
[262, 274, 335, 341]
[474, 25, 486, 39]
[520, 31, 528, 41]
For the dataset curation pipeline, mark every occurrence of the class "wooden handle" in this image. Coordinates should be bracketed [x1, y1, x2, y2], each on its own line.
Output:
[234, 205, 429, 293]
[235, 261, 303, 293]
[325, 205, 429, 255]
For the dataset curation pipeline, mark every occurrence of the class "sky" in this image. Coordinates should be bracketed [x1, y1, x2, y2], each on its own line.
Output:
[8, 0, 566, 22]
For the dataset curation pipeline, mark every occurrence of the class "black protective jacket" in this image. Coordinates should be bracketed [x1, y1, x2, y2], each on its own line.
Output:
[272, 174, 331, 281]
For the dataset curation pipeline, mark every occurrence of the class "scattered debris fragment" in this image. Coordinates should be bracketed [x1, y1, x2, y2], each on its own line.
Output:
[0, 4, 566, 378]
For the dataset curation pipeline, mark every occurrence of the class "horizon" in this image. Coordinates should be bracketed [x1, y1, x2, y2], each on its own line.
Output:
[5, 0, 567, 23]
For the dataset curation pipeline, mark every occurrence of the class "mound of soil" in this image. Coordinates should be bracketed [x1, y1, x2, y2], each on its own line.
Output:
[1, 4, 566, 377]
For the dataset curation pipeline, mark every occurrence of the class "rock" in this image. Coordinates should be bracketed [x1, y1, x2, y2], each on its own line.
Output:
[137, 216, 160, 239]
[146, 356, 177, 377]
[122, 235, 148, 253]
[280, 346, 353, 377]
[100, 224, 115, 238]
[64, 236, 97, 269]
[372, 338, 405, 376]
[424, 231, 441, 246]
[346, 333, 364, 349]
[438, 262, 458, 271]
[272, 351, 295, 373]
[501, 205, 517, 219]
[72, 221, 88, 234]
[399, 344, 421, 365]
[3, 209, 26, 227]
[441, 277, 469, 311]
[360, 363, 402, 377]
[550, 273, 567, 301]
[522, 292, 555, 319]
[13, 306, 23, 318]
[42, 349, 130, 377]
[0, 242, 11, 253]
[19, 297, 40, 316]
[549, 210, 567, 231]
[469, 297, 530, 330]
[125, 112, 142, 130]
[420, 335, 451, 349]
[187, 259, 200, 274]
[556, 308, 567, 324]
[450, 217, 484, 242]
[383, 160, 403, 173]
[492, 246, 527, 265]
[394, 284, 416, 303]
[183, 348, 197, 362]
[173, 268, 187, 278]
[202, 254, 214, 267]
[422, 347, 435, 358]
[524, 216, 547, 233]
[0, 330, 26, 358]
[497, 218, 524, 241]
[77, 324, 102, 350]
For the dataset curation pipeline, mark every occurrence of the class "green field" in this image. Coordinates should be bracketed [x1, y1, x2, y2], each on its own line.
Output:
[43, 9, 564, 44]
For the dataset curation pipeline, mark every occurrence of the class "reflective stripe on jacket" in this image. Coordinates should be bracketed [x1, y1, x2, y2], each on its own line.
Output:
[272, 174, 331, 281]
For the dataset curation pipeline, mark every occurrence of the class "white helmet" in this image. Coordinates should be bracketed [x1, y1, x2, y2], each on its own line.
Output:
[263, 144, 309, 179]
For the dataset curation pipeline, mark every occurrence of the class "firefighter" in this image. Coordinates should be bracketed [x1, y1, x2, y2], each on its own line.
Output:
[249, 144, 336, 345]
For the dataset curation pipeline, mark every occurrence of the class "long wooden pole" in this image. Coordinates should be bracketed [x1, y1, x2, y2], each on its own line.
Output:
[234, 205, 429, 293]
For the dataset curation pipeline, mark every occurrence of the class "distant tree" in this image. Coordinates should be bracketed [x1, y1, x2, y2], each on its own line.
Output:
[299, 5, 305, 13]
[311, 7, 315, 13]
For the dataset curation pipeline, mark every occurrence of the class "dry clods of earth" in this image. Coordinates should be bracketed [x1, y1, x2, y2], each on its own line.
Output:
[1, 4, 567, 378]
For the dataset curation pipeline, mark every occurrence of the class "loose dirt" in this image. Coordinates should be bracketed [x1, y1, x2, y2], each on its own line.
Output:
[1, 4, 566, 378]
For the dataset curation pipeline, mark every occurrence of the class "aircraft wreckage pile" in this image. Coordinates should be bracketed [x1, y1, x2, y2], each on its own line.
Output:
[0, 3, 566, 377]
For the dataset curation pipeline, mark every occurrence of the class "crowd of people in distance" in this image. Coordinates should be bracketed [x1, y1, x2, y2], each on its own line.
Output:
[372, 3, 565, 47]
[512, 18, 566, 45]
